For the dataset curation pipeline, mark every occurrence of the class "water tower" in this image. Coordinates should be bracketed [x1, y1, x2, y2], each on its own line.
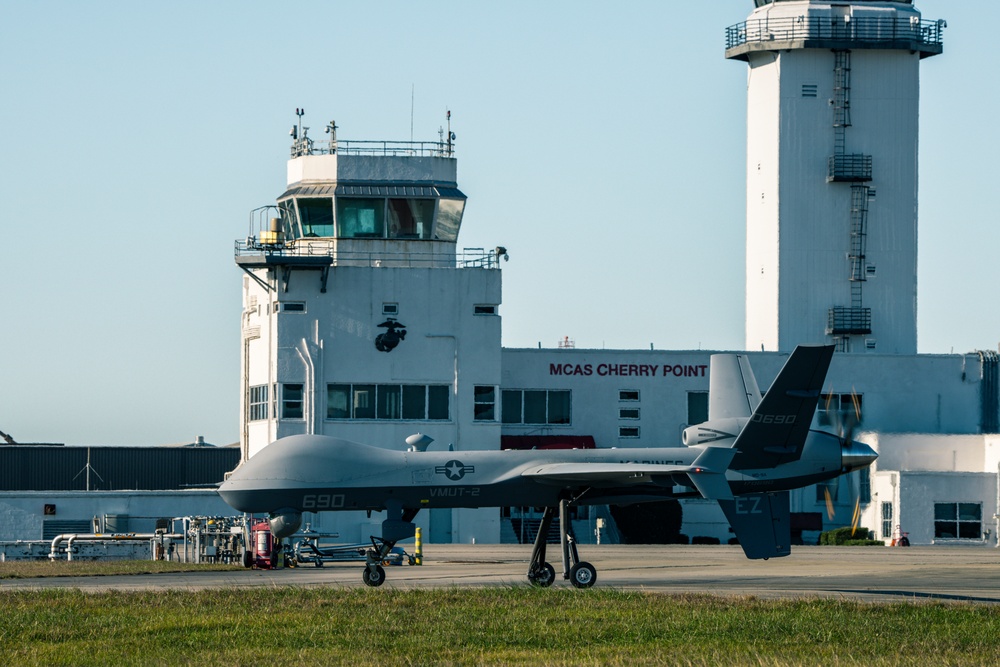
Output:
[726, 0, 944, 353]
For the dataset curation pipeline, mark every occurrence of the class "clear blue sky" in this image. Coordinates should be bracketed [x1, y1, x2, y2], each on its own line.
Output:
[1, 1, 994, 446]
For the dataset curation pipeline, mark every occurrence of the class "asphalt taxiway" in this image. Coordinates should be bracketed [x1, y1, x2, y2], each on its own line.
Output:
[4, 545, 998, 603]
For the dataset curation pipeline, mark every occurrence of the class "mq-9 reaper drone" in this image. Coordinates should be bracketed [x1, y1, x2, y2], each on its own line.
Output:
[219, 345, 876, 587]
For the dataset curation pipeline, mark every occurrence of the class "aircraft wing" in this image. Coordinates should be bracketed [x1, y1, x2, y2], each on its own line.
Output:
[730, 344, 834, 469]
[521, 447, 735, 500]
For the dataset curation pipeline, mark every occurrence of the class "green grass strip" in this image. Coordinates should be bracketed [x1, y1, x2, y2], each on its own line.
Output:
[1, 588, 998, 666]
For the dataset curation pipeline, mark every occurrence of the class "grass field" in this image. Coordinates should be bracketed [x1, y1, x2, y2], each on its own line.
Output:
[0, 560, 243, 579]
[2, 586, 998, 666]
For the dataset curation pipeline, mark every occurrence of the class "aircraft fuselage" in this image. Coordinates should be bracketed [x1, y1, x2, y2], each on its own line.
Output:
[219, 431, 849, 515]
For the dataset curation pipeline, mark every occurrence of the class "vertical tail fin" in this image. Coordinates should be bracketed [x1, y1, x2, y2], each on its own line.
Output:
[708, 353, 762, 420]
[719, 491, 791, 559]
[730, 345, 834, 469]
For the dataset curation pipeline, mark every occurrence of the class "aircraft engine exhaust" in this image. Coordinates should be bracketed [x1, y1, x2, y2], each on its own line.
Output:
[268, 509, 302, 538]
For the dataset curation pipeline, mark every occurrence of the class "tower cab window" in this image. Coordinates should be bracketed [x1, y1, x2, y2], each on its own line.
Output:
[388, 199, 434, 239]
[298, 198, 334, 237]
[279, 195, 465, 241]
[337, 198, 384, 238]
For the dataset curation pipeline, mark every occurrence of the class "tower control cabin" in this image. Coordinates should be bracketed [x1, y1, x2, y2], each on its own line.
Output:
[235, 117, 505, 542]
[727, 0, 945, 354]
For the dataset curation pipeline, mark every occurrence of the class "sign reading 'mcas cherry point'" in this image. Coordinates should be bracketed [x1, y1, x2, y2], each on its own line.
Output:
[548, 362, 708, 378]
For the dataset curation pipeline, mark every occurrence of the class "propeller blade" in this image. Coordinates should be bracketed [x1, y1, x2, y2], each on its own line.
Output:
[850, 496, 861, 537]
[824, 487, 835, 521]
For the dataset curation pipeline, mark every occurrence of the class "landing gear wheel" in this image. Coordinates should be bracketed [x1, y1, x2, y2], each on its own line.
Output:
[569, 562, 597, 589]
[528, 562, 556, 588]
[362, 564, 386, 587]
[242, 550, 253, 569]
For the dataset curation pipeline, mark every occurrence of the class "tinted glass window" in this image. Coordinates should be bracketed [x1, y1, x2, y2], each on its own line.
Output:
[428, 385, 450, 420]
[337, 198, 384, 238]
[282, 384, 304, 419]
[353, 385, 376, 419]
[298, 198, 334, 237]
[327, 384, 350, 419]
[402, 385, 426, 419]
[377, 385, 402, 420]
[388, 199, 434, 239]
[501, 390, 522, 424]
[523, 390, 547, 424]
[435, 198, 464, 241]
[547, 390, 570, 425]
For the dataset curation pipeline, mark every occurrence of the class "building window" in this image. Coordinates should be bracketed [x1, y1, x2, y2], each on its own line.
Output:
[337, 197, 385, 238]
[276, 302, 306, 313]
[816, 479, 839, 503]
[474, 305, 497, 315]
[474, 386, 496, 421]
[881, 502, 893, 540]
[402, 385, 426, 420]
[248, 385, 269, 421]
[619, 390, 639, 402]
[687, 391, 709, 425]
[619, 426, 640, 438]
[934, 502, 982, 540]
[282, 384, 304, 419]
[501, 390, 571, 425]
[619, 408, 640, 420]
[353, 385, 376, 419]
[382, 303, 398, 315]
[327, 384, 350, 419]
[428, 385, 450, 420]
[858, 467, 871, 503]
[326, 384, 450, 421]
[501, 390, 522, 424]
[817, 393, 863, 426]
[377, 385, 402, 420]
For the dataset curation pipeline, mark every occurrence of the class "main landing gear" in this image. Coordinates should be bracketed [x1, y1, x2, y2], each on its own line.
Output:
[362, 505, 419, 587]
[526, 498, 597, 589]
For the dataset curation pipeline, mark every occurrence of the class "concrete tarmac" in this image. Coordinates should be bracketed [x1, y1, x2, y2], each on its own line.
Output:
[5, 545, 999, 603]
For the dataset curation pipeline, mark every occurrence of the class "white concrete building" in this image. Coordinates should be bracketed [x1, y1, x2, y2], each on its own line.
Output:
[726, 0, 944, 354]
[236, 123, 503, 543]
[228, 3, 999, 549]
[862, 434, 1000, 546]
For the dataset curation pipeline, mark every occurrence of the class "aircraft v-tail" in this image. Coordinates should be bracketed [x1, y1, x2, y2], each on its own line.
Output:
[219, 344, 877, 587]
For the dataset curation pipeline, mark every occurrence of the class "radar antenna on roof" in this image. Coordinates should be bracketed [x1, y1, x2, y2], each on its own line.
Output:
[438, 109, 456, 157]
[290, 108, 313, 157]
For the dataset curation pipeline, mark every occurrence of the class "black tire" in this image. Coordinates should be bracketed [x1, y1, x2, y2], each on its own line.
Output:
[569, 562, 597, 589]
[362, 564, 386, 587]
[242, 549, 253, 569]
[528, 562, 556, 588]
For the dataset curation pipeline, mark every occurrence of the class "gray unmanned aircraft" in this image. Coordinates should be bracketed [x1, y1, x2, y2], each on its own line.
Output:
[219, 344, 877, 588]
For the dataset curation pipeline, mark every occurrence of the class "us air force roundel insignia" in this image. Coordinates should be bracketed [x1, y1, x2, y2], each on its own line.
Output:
[435, 460, 475, 481]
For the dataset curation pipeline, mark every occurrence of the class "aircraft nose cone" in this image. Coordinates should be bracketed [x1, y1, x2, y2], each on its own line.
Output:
[842, 441, 878, 472]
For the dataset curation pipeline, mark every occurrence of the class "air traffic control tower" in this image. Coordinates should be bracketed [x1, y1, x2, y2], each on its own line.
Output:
[234, 113, 504, 477]
[726, 0, 944, 354]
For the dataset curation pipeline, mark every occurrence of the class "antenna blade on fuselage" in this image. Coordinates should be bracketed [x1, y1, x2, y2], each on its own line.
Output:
[730, 345, 834, 469]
